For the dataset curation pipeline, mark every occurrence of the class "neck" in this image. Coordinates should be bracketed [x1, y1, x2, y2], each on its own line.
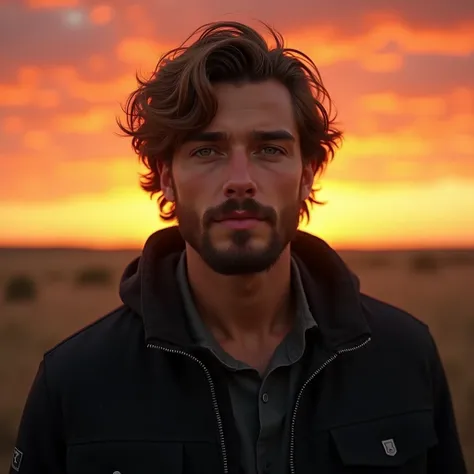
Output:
[185, 244, 294, 343]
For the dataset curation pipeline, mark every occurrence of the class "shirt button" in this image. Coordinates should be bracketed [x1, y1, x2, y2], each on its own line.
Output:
[262, 392, 269, 403]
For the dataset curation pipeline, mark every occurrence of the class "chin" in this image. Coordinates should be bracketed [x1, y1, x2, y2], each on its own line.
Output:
[200, 235, 285, 276]
[213, 235, 269, 253]
[203, 252, 280, 275]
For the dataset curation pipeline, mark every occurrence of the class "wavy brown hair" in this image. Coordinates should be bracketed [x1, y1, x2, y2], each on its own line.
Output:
[118, 21, 343, 224]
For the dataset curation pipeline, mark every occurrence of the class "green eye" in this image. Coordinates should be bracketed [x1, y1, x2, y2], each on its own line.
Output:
[261, 146, 283, 155]
[194, 148, 215, 157]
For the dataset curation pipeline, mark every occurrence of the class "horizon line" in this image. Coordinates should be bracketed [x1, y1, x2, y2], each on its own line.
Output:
[0, 245, 473, 253]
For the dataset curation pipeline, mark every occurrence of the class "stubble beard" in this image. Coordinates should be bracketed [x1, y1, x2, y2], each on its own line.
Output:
[175, 200, 300, 276]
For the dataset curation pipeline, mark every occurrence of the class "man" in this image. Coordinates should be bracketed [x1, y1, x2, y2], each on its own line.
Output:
[11, 21, 466, 474]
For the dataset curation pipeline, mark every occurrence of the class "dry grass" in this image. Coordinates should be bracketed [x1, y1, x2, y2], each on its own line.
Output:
[0, 247, 473, 470]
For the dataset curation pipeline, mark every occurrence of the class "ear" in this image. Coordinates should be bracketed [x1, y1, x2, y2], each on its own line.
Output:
[158, 162, 175, 202]
[300, 161, 318, 201]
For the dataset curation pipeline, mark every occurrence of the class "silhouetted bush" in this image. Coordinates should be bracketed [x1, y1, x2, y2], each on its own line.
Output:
[75, 267, 112, 287]
[448, 253, 473, 267]
[410, 253, 439, 273]
[366, 255, 391, 268]
[4, 275, 37, 302]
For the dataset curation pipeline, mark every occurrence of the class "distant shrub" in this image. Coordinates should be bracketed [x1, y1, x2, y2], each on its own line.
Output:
[448, 253, 473, 267]
[75, 267, 112, 287]
[366, 255, 390, 268]
[4, 275, 37, 302]
[410, 253, 439, 273]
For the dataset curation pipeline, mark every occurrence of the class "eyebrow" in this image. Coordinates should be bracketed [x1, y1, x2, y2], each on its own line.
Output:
[183, 131, 227, 143]
[252, 130, 296, 142]
[183, 130, 296, 143]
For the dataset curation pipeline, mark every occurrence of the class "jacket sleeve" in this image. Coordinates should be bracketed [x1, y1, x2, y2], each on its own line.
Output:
[9, 359, 66, 474]
[427, 333, 467, 473]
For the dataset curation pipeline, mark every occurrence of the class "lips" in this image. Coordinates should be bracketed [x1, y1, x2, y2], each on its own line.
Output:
[214, 211, 262, 222]
[213, 211, 264, 230]
[202, 199, 277, 229]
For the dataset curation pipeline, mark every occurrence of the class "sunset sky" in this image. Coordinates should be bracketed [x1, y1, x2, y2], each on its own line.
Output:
[0, 0, 473, 249]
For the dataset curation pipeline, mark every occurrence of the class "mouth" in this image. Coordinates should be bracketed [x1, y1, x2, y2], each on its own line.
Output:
[213, 211, 264, 230]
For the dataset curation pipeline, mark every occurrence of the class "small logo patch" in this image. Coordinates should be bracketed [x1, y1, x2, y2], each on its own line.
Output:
[11, 447, 23, 472]
[382, 438, 397, 457]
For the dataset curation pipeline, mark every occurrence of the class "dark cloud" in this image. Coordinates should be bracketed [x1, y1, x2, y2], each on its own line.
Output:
[0, 2, 121, 78]
[0, 0, 472, 200]
[323, 54, 474, 97]
[2, 1, 472, 82]
[100, 0, 474, 43]
[320, 53, 474, 129]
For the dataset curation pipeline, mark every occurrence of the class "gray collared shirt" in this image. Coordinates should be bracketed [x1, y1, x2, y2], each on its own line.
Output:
[176, 253, 316, 474]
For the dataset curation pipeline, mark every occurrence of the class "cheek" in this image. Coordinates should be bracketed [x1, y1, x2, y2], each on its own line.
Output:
[265, 168, 303, 207]
[172, 167, 216, 225]
[172, 167, 204, 204]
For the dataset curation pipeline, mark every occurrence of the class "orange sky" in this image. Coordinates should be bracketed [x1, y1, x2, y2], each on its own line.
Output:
[0, 0, 473, 249]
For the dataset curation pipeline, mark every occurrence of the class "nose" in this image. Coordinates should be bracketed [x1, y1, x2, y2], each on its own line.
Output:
[222, 152, 256, 199]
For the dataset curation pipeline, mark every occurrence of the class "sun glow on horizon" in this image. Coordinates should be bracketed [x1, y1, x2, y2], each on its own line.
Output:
[1, 178, 472, 250]
[1, 2, 473, 249]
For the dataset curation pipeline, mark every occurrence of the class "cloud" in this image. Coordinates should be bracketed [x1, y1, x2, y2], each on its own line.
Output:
[5, 1, 473, 74]
[0, 65, 134, 112]
[0, 3, 120, 77]
[321, 54, 474, 128]
[0, 67, 61, 108]
[98, 0, 474, 42]
[53, 106, 115, 133]
[26, 0, 79, 7]
[335, 88, 474, 176]
[328, 109, 474, 183]
[359, 88, 474, 117]
[0, 0, 473, 206]
[288, 20, 474, 69]
[0, 150, 139, 202]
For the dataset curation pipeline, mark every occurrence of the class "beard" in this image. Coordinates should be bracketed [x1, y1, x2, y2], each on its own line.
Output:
[175, 197, 300, 275]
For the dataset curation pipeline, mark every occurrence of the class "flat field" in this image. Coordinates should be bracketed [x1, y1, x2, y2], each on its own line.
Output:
[1, 247, 473, 471]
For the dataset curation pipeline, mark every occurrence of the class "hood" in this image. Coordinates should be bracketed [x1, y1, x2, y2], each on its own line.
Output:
[119, 226, 370, 351]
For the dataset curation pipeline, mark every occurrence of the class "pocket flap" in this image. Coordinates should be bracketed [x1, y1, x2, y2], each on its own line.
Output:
[331, 410, 438, 467]
[67, 441, 183, 474]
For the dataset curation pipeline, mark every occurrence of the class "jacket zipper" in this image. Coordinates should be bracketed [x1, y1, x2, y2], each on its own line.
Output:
[289, 337, 372, 474]
[147, 344, 229, 474]
[149, 337, 370, 474]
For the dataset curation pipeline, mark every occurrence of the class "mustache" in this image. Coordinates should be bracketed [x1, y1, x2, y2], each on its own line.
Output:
[203, 198, 277, 228]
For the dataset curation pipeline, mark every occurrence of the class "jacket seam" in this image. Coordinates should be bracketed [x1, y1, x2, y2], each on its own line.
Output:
[67, 439, 215, 447]
[323, 407, 435, 432]
[44, 305, 127, 357]
[360, 294, 429, 329]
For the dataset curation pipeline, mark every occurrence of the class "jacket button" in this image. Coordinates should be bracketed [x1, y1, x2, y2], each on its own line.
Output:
[262, 393, 269, 403]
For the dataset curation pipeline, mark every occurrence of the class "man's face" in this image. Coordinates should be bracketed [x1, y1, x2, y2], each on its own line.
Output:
[160, 80, 315, 275]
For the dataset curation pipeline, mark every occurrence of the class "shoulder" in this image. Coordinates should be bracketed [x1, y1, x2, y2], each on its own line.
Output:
[42, 305, 145, 383]
[360, 293, 436, 359]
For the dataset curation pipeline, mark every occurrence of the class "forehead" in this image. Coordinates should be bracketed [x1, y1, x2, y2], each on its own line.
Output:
[208, 81, 298, 136]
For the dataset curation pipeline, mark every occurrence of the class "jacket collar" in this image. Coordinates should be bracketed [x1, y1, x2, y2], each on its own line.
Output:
[119, 226, 371, 351]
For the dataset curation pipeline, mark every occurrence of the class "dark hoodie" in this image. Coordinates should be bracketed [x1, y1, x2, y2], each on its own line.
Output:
[10, 227, 467, 474]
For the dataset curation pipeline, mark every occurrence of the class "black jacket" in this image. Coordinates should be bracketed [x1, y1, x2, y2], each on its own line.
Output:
[10, 228, 467, 474]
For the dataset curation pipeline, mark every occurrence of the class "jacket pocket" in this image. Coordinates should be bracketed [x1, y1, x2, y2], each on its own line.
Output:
[331, 410, 438, 469]
[66, 440, 183, 474]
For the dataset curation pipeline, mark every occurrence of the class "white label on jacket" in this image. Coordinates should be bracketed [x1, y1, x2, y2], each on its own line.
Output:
[11, 447, 23, 472]
[382, 438, 397, 457]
